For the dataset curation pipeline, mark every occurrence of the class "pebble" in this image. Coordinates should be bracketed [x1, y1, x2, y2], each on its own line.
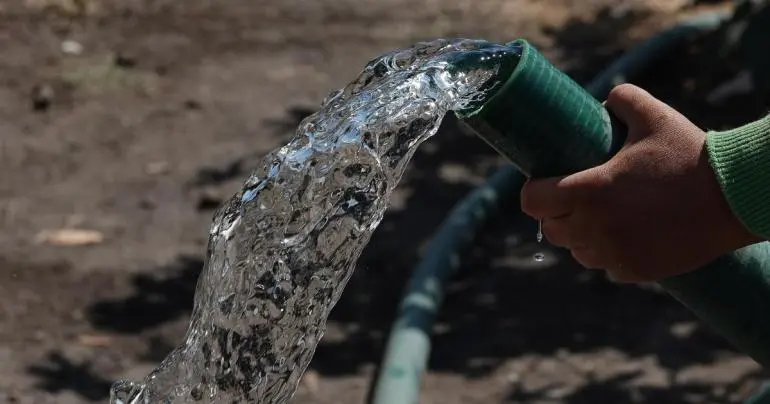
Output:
[61, 39, 84, 56]
[31, 84, 54, 112]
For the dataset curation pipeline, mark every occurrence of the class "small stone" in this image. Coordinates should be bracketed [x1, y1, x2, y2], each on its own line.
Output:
[438, 163, 472, 183]
[139, 197, 156, 210]
[31, 84, 54, 112]
[61, 39, 83, 55]
[670, 321, 698, 339]
[5, 388, 19, 403]
[114, 51, 137, 69]
[184, 99, 202, 110]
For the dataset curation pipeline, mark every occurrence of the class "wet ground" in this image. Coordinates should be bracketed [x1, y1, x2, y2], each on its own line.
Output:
[1, 0, 769, 403]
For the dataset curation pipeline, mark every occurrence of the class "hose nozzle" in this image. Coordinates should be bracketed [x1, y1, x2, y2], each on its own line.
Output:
[456, 39, 626, 178]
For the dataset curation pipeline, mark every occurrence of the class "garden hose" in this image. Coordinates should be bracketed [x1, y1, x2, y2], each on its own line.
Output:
[371, 8, 736, 404]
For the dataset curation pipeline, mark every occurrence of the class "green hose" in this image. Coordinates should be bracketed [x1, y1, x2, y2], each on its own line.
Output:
[458, 38, 627, 178]
[584, 11, 736, 98]
[370, 167, 524, 404]
[371, 9, 731, 404]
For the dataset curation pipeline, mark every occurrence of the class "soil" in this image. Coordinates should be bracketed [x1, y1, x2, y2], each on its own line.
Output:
[1, 0, 768, 403]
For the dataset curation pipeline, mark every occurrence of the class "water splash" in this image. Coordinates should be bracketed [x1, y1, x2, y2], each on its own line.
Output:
[110, 39, 521, 404]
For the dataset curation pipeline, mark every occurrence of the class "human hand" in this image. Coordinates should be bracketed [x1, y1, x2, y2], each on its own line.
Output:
[520, 84, 761, 283]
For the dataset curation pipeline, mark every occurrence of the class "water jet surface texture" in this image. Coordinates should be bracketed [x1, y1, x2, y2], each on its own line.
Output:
[111, 38, 520, 404]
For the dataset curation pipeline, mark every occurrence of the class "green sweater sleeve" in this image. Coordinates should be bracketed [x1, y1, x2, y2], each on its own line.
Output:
[706, 114, 770, 238]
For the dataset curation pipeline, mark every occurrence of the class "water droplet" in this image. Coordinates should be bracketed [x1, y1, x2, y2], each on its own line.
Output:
[536, 219, 543, 243]
[533, 252, 545, 262]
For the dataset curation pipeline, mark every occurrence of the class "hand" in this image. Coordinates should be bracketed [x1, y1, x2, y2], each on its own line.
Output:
[520, 84, 761, 283]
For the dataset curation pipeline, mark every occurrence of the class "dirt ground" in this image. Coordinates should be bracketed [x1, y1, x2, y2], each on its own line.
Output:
[1, 0, 769, 403]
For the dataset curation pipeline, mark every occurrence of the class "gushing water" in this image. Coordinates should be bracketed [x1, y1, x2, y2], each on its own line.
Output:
[110, 39, 520, 404]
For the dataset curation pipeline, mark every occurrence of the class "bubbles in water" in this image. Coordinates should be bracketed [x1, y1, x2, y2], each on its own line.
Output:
[111, 39, 520, 404]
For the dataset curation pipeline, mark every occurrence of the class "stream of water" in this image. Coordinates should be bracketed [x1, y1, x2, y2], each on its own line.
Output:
[110, 38, 521, 404]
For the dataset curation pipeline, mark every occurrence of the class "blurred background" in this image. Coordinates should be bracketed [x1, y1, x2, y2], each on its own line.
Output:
[1, 0, 770, 403]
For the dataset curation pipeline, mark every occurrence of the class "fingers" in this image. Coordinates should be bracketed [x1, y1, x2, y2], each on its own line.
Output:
[541, 213, 596, 251]
[520, 176, 572, 219]
[570, 238, 643, 283]
[541, 216, 569, 247]
[538, 206, 619, 272]
[546, 224, 616, 272]
[521, 165, 613, 220]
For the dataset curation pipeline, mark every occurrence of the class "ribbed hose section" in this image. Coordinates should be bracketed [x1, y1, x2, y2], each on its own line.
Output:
[459, 39, 625, 178]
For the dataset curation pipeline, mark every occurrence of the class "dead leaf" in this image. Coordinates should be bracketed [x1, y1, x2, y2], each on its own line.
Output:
[77, 333, 112, 347]
[35, 228, 104, 246]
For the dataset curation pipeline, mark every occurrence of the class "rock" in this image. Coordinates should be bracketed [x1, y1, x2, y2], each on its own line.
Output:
[61, 39, 84, 56]
[4, 388, 19, 403]
[139, 197, 156, 210]
[114, 51, 137, 69]
[670, 321, 698, 339]
[31, 84, 54, 112]
[184, 99, 202, 110]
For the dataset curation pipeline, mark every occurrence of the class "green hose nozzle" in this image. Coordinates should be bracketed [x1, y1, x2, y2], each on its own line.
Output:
[457, 39, 627, 178]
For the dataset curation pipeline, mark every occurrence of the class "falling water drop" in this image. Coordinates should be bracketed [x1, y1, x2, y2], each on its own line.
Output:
[533, 219, 545, 262]
[536, 219, 543, 243]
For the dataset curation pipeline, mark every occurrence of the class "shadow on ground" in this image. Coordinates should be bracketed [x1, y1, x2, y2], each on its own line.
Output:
[506, 369, 767, 404]
[87, 256, 202, 334]
[27, 353, 114, 401]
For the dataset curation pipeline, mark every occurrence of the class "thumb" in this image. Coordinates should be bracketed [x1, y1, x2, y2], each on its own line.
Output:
[605, 83, 673, 142]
